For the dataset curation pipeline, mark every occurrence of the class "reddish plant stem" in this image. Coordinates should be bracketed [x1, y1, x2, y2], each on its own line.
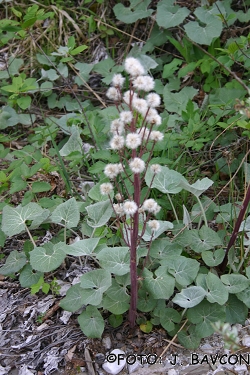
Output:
[220, 183, 250, 272]
[128, 172, 140, 327]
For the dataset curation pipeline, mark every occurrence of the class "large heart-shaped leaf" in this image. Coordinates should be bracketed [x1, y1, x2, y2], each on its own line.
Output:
[179, 177, 214, 197]
[184, 7, 223, 45]
[64, 238, 100, 256]
[50, 197, 80, 228]
[59, 284, 85, 312]
[173, 286, 206, 308]
[30, 242, 66, 272]
[102, 295, 130, 314]
[160, 308, 181, 332]
[80, 269, 112, 305]
[86, 200, 113, 228]
[0, 250, 26, 275]
[205, 272, 229, 305]
[145, 166, 185, 194]
[156, 1, 189, 29]
[78, 306, 104, 338]
[96, 247, 130, 276]
[143, 267, 175, 299]
[19, 264, 43, 287]
[2, 203, 46, 236]
[113, 0, 153, 24]
[162, 256, 200, 286]
[221, 274, 249, 294]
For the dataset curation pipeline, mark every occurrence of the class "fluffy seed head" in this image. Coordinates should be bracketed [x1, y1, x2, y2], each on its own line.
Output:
[126, 133, 142, 149]
[113, 203, 124, 216]
[137, 127, 150, 141]
[120, 111, 133, 124]
[141, 76, 155, 92]
[148, 220, 160, 231]
[104, 164, 121, 179]
[110, 135, 125, 150]
[115, 193, 122, 201]
[110, 119, 124, 135]
[129, 157, 145, 174]
[133, 75, 151, 91]
[123, 90, 137, 105]
[142, 198, 158, 213]
[123, 200, 138, 215]
[132, 97, 148, 115]
[146, 93, 161, 107]
[100, 183, 113, 195]
[112, 73, 125, 88]
[106, 87, 121, 101]
[149, 131, 164, 142]
[124, 57, 145, 76]
[150, 164, 162, 174]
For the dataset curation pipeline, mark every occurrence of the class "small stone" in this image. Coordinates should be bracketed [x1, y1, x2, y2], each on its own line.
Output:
[102, 336, 112, 350]
[234, 364, 247, 374]
[242, 334, 250, 347]
[168, 369, 178, 375]
[102, 349, 126, 375]
[95, 353, 106, 365]
[127, 361, 141, 374]
[200, 343, 214, 354]
[116, 333, 122, 341]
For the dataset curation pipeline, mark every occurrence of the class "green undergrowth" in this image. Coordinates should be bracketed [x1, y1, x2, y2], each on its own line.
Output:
[1, 0, 250, 349]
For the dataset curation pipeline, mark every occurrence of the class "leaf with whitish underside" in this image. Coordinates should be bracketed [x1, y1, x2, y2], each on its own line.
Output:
[205, 272, 229, 305]
[86, 200, 113, 228]
[156, 2, 190, 29]
[2, 203, 46, 236]
[0, 250, 26, 275]
[64, 238, 100, 256]
[50, 197, 80, 228]
[172, 286, 206, 308]
[142, 220, 173, 241]
[143, 267, 175, 299]
[179, 177, 214, 197]
[80, 270, 112, 297]
[78, 306, 104, 338]
[145, 166, 185, 194]
[96, 247, 130, 276]
[184, 7, 222, 45]
[162, 256, 200, 286]
[30, 242, 66, 272]
[60, 284, 86, 312]
[59, 126, 83, 156]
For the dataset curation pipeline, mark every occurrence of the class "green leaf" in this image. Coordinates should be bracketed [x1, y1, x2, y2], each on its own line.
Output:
[142, 220, 173, 241]
[172, 286, 206, 308]
[237, 287, 250, 308]
[184, 7, 223, 45]
[0, 250, 26, 275]
[149, 238, 182, 259]
[187, 300, 225, 338]
[145, 166, 185, 194]
[163, 256, 200, 286]
[50, 197, 80, 228]
[102, 295, 130, 314]
[205, 273, 229, 305]
[156, 1, 189, 29]
[201, 249, 225, 267]
[59, 126, 83, 156]
[106, 279, 130, 302]
[70, 45, 88, 55]
[79, 270, 112, 305]
[160, 308, 181, 332]
[163, 85, 198, 114]
[113, 0, 153, 24]
[179, 178, 214, 197]
[32, 181, 51, 193]
[19, 264, 43, 287]
[143, 267, 175, 299]
[78, 306, 104, 338]
[108, 314, 123, 328]
[17, 96, 31, 110]
[2, 203, 46, 236]
[64, 238, 100, 256]
[140, 321, 153, 333]
[162, 58, 183, 79]
[97, 247, 130, 276]
[30, 242, 66, 272]
[137, 288, 157, 312]
[177, 227, 222, 253]
[221, 274, 249, 294]
[60, 284, 85, 312]
[177, 331, 201, 350]
[225, 294, 248, 324]
[86, 200, 113, 228]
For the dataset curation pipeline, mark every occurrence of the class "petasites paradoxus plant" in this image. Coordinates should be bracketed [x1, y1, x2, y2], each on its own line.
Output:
[1, 57, 250, 347]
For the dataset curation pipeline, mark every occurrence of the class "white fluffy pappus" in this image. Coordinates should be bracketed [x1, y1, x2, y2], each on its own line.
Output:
[100, 183, 114, 195]
[123, 200, 138, 215]
[124, 57, 145, 76]
[129, 157, 145, 174]
[126, 133, 142, 149]
[110, 135, 125, 150]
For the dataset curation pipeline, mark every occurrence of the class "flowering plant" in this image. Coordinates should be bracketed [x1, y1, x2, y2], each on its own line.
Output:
[101, 57, 166, 327]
